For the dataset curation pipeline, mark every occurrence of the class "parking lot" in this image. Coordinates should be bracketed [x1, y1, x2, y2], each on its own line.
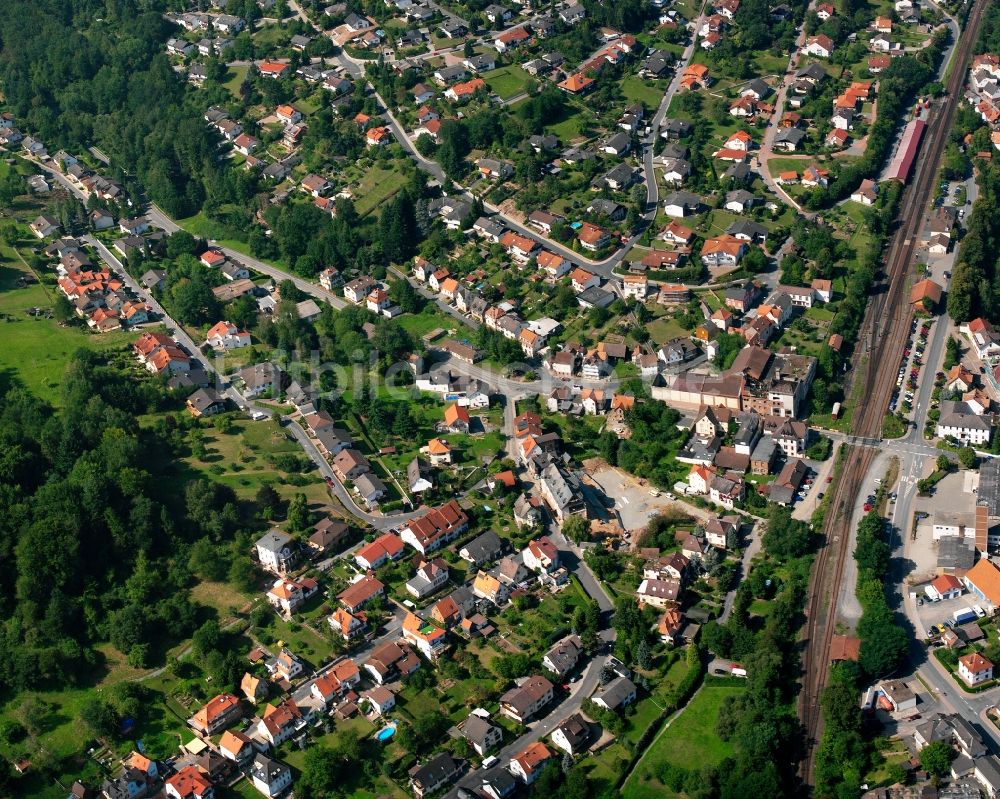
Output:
[891, 318, 934, 418]
[912, 587, 983, 639]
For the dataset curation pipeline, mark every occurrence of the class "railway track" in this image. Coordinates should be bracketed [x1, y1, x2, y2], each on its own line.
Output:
[798, 0, 989, 784]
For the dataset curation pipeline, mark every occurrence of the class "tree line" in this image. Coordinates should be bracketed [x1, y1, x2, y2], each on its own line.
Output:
[814, 509, 908, 798]
[947, 0, 1000, 323]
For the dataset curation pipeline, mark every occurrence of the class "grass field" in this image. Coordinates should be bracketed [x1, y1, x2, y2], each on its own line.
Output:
[620, 75, 666, 109]
[546, 105, 591, 142]
[396, 305, 463, 339]
[223, 65, 248, 98]
[173, 209, 268, 262]
[0, 261, 136, 404]
[353, 164, 410, 216]
[483, 65, 532, 100]
[621, 682, 744, 799]
[178, 417, 332, 505]
[646, 316, 689, 345]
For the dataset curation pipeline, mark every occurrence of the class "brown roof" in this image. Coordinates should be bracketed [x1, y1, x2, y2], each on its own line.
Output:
[830, 634, 861, 662]
[909, 278, 943, 307]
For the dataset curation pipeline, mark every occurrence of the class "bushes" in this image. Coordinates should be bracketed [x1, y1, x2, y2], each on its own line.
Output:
[815, 510, 907, 796]
[805, 34, 947, 208]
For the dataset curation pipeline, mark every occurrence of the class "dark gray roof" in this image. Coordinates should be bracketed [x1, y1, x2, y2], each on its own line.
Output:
[593, 675, 636, 709]
[462, 530, 503, 564]
[602, 162, 637, 186]
[661, 118, 692, 135]
[407, 456, 433, 491]
[727, 219, 768, 239]
[775, 128, 806, 145]
[978, 458, 1000, 516]
[480, 768, 517, 796]
[251, 754, 290, 784]
[589, 198, 625, 217]
[796, 63, 827, 81]
[187, 387, 224, 412]
[723, 162, 752, 181]
[461, 714, 500, 747]
[256, 529, 292, 553]
[409, 752, 460, 787]
[543, 634, 582, 674]
[603, 131, 631, 152]
[663, 190, 700, 209]
[577, 286, 614, 307]
[660, 142, 689, 160]
[354, 472, 386, 498]
[555, 713, 590, 749]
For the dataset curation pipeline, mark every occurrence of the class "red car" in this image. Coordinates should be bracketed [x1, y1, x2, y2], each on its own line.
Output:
[863, 502, 873, 512]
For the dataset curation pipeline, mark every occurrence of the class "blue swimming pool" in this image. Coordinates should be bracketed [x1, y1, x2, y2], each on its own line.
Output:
[376, 725, 396, 742]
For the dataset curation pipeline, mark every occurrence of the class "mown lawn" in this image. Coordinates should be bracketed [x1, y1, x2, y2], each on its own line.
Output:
[223, 65, 248, 98]
[621, 682, 744, 799]
[396, 305, 463, 339]
[620, 75, 665, 109]
[483, 65, 532, 100]
[646, 316, 690, 345]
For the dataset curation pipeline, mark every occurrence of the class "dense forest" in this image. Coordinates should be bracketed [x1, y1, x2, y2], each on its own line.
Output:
[0, 0, 227, 218]
[945, 1, 1000, 323]
[0, 351, 245, 690]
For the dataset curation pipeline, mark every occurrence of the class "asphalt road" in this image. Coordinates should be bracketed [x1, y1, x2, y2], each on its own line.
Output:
[143, 203, 349, 310]
[285, 418, 426, 530]
[445, 533, 616, 798]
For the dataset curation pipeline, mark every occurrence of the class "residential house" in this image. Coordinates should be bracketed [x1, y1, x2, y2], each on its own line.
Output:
[460, 714, 503, 756]
[500, 676, 554, 723]
[365, 640, 421, 684]
[250, 755, 292, 798]
[328, 607, 367, 640]
[473, 570, 509, 605]
[255, 530, 297, 575]
[509, 742, 553, 785]
[590, 676, 637, 711]
[337, 574, 385, 613]
[362, 685, 396, 716]
[636, 577, 681, 607]
[189, 693, 241, 735]
[542, 635, 583, 678]
[266, 577, 319, 616]
[402, 612, 449, 660]
[401, 500, 470, 554]
[936, 400, 992, 445]
[551, 714, 590, 755]
[460, 530, 504, 567]
[803, 34, 834, 57]
[165, 766, 213, 799]
[409, 753, 462, 799]
[959, 652, 994, 686]
[405, 559, 450, 598]
[219, 730, 255, 765]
